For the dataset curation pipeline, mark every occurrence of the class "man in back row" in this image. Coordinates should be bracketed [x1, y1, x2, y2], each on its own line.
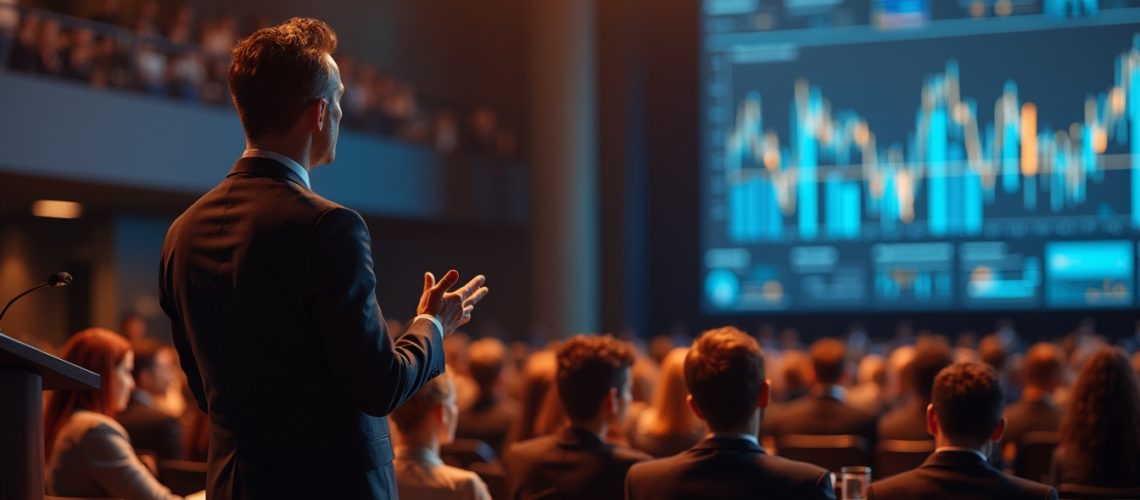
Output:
[626, 327, 835, 499]
[868, 363, 1057, 500]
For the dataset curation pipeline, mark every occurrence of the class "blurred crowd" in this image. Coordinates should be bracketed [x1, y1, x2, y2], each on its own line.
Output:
[0, 0, 517, 158]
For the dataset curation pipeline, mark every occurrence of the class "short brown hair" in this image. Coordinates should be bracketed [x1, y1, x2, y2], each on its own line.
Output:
[909, 336, 954, 401]
[685, 326, 765, 431]
[555, 335, 634, 421]
[229, 17, 339, 140]
[1023, 342, 1063, 389]
[932, 363, 1004, 443]
[390, 372, 454, 433]
[809, 337, 845, 385]
[469, 337, 507, 390]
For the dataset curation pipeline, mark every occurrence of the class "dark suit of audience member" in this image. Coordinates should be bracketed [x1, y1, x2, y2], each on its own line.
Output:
[1051, 347, 1140, 489]
[766, 339, 877, 451]
[502, 335, 649, 499]
[116, 341, 184, 460]
[626, 327, 834, 500]
[457, 337, 518, 455]
[1001, 343, 1064, 468]
[878, 337, 954, 441]
[868, 363, 1057, 500]
[159, 19, 486, 500]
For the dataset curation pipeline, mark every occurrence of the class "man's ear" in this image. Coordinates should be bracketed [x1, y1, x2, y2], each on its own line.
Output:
[989, 417, 1006, 443]
[926, 403, 938, 438]
[687, 394, 706, 421]
[308, 98, 328, 132]
[758, 379, 770, 409]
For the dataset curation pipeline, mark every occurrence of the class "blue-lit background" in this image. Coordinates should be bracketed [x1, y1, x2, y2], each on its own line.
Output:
[700, 0, 1140, 313]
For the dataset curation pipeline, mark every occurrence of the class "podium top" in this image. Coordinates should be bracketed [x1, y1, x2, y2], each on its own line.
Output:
[0, 333, 99, 390]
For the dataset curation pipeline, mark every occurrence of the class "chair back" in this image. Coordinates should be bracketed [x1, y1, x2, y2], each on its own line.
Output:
[873, 439, 935, 479]
[469, 461, 507, 500]
[1057, 483, 1140, 499]
[776, 434, 869, 473]
[158, 458, 208, 496]
[1015, 431, 1059, 484]
[440, 438, 497, 469]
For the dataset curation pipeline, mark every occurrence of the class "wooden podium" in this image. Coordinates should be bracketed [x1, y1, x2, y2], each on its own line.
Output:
[0, 332, 99, 500]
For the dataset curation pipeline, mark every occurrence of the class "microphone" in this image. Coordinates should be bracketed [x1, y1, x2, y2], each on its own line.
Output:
[0, 272, 73, 324]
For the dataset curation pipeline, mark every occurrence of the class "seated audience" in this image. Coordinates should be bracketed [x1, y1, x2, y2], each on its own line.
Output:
[625, 327, 834, 500]
[868, 362, 1057, 500]
[506, 347, 557, 445]
[1052, 347, 1140, 488]
[391, 371, 491, 500]
[764, 338, 877, 449]
[627, 347, 706, 457]
[116, 340, 185, 460]
[44, 328, 182, 500]
[456, 337, 519, 454]
[980, 334, 1019, 403]
[502, 335, 649, 499]
[879, 337, 954, 440]
[847, 354, 887, 415]
[1001, 342, 1063, 466]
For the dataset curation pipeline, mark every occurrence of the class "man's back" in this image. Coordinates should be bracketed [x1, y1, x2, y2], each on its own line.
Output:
[625, 436, 834, 500]
[1002, 399, 1061, 446]
[869, 450, 1057, 500]
[457, 395, 519, 455]
[502, 427, 649, 500]
[116, 392, 183, 459]
[160, 157, 444, 499]
[878, 400, 930, 441]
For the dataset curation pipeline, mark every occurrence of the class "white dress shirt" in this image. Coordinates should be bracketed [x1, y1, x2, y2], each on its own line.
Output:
[393, 445, 491, 500]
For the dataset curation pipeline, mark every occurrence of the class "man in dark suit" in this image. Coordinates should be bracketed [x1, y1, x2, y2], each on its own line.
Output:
[456, 337, 518, 455]
[503, 335, 650, 499]
[765, 338, 877, 451]
[1001, 342, 1064, 466]
[159, 18, 489, 500]
[626, 327, 835, 500]
[868, 363, 1058, 500]
[879, 337, 954, 440]
[116, 340, 183, 460]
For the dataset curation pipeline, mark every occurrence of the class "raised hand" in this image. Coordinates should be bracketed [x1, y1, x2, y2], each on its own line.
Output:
[417, 270, 489, 336]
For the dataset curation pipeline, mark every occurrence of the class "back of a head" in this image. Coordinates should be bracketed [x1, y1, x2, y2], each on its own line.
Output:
[1059, 347, 1140, 485]
[979, 335, 1008, 372]
[391, 371, 455, 434]
[1023, 342, 1063, 391]
[809, 337, 846, 385]
[909, 337, 954, 402]
[468, 337, 507, 392]
[555, 335, 634, 422]
[857, 354, 887, 387]
[648, 347, 699, 436]
[130, 338, 167, 381]
[229, 17, 339, 141]
[685, 327, 765, 432]
[931, 362, 1004, 445]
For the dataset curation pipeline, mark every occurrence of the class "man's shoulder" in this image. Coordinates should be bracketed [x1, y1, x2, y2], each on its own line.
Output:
[611, 443, 653, 464]
[870, 462, 1056, 499]
[503, 434, 560, 461]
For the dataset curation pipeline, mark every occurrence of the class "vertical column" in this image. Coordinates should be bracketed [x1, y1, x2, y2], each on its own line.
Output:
[530, 0, 599, 337]
[929, 105, 948, 236]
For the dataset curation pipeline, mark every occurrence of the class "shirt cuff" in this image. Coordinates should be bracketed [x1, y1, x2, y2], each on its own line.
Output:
[413, 314, 444, 339]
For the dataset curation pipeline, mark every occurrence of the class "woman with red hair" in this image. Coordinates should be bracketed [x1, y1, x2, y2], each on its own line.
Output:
[44, 328, 181, 499]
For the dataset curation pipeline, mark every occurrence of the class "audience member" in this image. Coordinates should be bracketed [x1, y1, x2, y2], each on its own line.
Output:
[776, 349, 813, 403]
[625, 327, 834, 500]
[764, 338, 877, 451]
[456, 337, 519, 454]
[0, 0, 17, 66]
[627, 347, 705, 457]
[116, 340, 184, 460]
[502, 335, 649, 500]
[7, 13, 39, 72]
[847, 354, 887, 415]
[879, 337, 953, 440]
[867, 363, 1057, 500]
[44, 328, 182, 500]
[1052, 347, 1140, 488]
[1001, 342, 1063, 467]
[36, 18, 65, 76]
[392, 371, 492, 500]
[507, 347, 557, 445]
[981, 334, 1018, 403]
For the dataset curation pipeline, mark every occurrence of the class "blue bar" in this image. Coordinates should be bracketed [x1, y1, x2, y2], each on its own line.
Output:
[744, 178, 758, 241]
[756, 177, 768, 241]
[947, 146, 964, 233]
[1133, 65, 1140, 229]
[730, 182, 744, 242]
[826, 173, 842, 238]
[965, 168, 982, 234]
[797, 103, 818, 240]
[1052, 146, 1065, 212]
[1002, 82, 1020, 193]
[881, 174, 897, 233]
[929, 106, 948, 236]
[766, 178, 783, 240]
[842, 183, 860, 238]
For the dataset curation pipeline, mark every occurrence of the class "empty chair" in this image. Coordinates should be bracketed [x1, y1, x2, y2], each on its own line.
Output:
[1056, 483, 1140, 499]
[874, 439, 935, 479]
[776, 434, 869, 473]
[157, 459, 207, 496]
[1015, 431, 1059, 484]
[469, 462, 507, 500]
[440, 438, 497, 469]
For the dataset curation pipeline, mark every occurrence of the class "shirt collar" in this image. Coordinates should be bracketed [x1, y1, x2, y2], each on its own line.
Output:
[242, 149, 311, 189]
[710, 431, 761, 448]
[934, 446, 987, 462]
[394, 445, 444, 466]
[816, 384, 847, 402]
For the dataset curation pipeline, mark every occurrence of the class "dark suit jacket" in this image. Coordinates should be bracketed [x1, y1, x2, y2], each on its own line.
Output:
[625, 436, 835, 500]
[878, 400, 931, 441]
[869, 450, 1058, 500]
[159, 157, 445, 499]
[1002, 399, 1061, 448]
[457, 394, 519, 455]
[116, 391, 183, 459]
[765, 387, 878, 449]
[503, 426, 651, 500]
